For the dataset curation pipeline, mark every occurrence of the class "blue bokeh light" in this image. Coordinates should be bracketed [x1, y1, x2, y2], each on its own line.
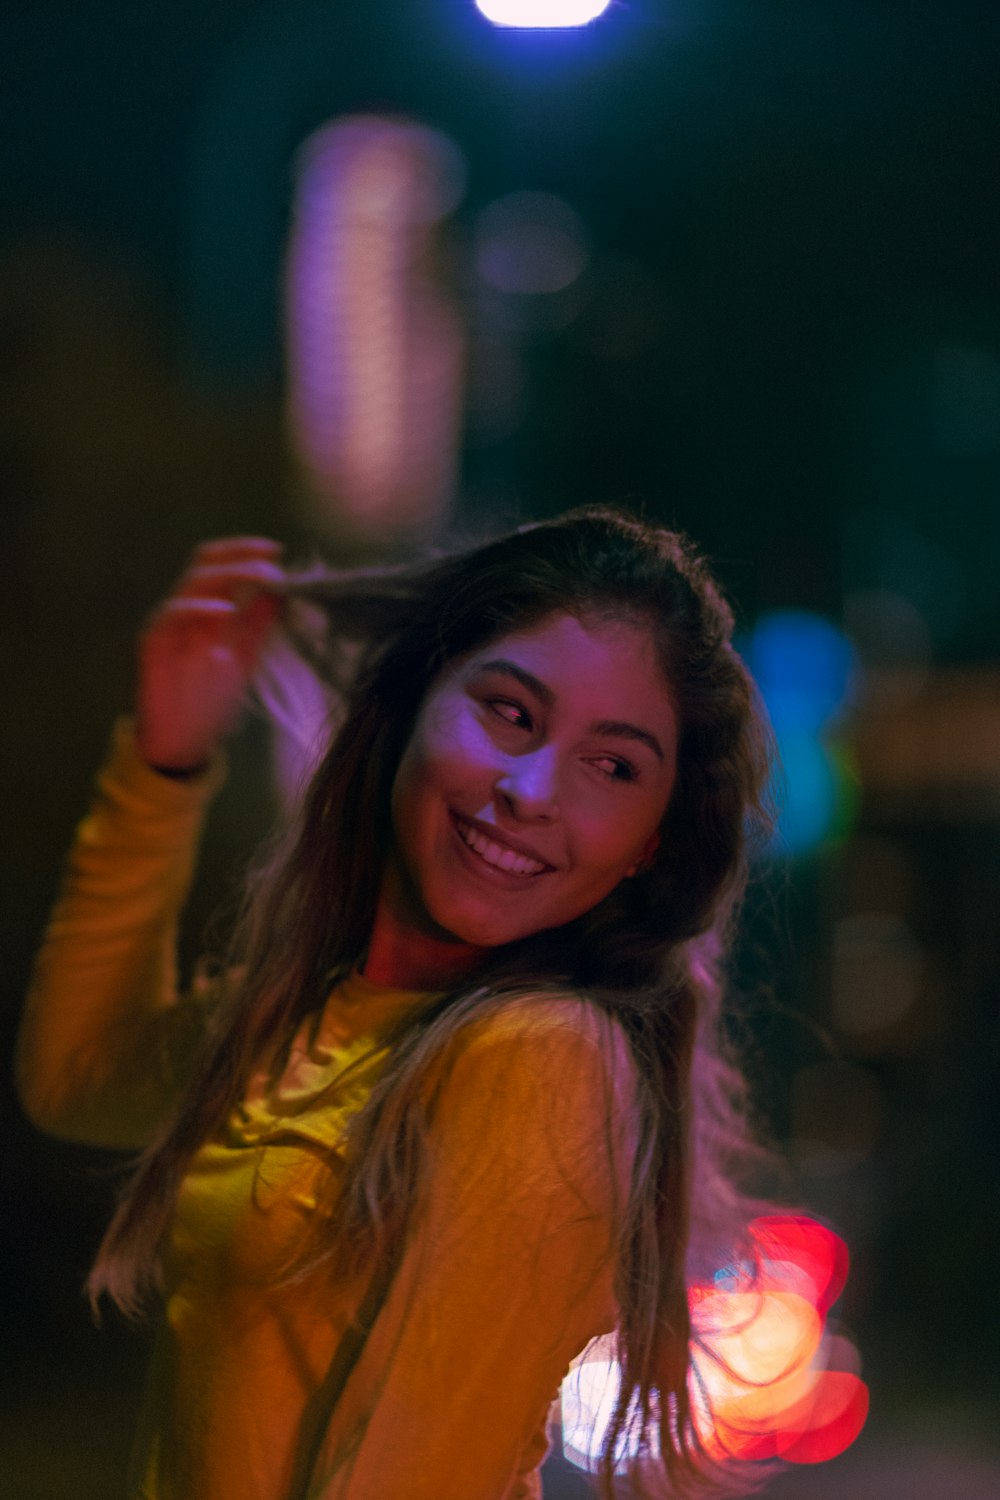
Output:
[748, 611, 857, 735]
[743, 611, 859, 855]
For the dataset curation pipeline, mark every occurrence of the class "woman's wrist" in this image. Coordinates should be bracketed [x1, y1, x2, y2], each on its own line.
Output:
[110, 716, 226, 799]
[145, 758, 210, 781]
[130, 714, 214, 780]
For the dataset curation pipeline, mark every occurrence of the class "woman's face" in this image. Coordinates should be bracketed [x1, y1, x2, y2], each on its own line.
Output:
[381, 611, 679, 957]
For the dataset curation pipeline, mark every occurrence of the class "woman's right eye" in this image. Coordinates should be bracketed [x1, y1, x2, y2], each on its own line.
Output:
[487, 698, 533, 730]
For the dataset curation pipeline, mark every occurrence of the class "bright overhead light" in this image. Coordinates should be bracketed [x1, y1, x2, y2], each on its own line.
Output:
[476, 0, 613, 28]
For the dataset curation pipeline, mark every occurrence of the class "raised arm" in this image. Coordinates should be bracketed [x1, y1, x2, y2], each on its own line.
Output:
[14, 538, 285, 1148]
[15, 718, 228, 1147]
[308, 999, 639, 1500]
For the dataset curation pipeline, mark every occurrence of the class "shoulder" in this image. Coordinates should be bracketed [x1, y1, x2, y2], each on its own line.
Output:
[457, 993, 637, 1100]
[427, 994, 641, 1193]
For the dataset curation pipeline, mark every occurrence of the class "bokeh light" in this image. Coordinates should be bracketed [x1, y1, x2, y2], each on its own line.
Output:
[284, 116, 466, 544]
[561, 1217, 868, 1477]
[475, 191, 589, 297]
[772, 730, 843, 853]
[750, 611, 856, 736]
[748, 1215, 850, 1314]
[844, 587, 933, 712]
[832, 912, 924, 1039]
[561, 1347, 652, 1475]
[469, 190, 589, 442]
[476, 0, 613, 27]
[692, 1217, 867, 1467]
[743, 611, 858, 854]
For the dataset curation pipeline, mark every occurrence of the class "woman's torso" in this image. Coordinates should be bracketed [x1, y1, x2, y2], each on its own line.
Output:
[130, 972, 569, 1500]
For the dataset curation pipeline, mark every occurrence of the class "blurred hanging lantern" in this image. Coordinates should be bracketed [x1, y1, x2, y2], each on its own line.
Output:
[284, 115, 466, 550]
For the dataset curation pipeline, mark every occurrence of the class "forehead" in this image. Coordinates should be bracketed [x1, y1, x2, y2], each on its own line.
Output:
[450, 611, 676, 720]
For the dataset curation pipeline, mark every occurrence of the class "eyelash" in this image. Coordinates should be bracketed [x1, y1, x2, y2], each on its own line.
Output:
[485, 698, 639, 784]
[488, 697, 532, 729]
[594, 757, 639, 784]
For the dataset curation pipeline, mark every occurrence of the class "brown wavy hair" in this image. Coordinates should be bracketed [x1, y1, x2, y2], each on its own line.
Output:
[89, 505, 778, 1496]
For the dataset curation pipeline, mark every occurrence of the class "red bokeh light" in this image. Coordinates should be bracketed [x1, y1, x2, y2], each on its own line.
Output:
[688, 1215, 868, 1470]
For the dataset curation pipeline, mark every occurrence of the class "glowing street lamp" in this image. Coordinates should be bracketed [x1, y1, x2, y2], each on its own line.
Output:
[476, 0, 613, 27]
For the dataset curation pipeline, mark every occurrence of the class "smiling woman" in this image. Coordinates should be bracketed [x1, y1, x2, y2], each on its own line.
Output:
[377, 615, 678, 978]
[16, 507, 785, 1500]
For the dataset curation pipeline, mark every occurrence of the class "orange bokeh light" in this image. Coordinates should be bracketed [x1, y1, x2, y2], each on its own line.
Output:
[560, 1214, 868, 1479]
[688, 1216, 868, 1468]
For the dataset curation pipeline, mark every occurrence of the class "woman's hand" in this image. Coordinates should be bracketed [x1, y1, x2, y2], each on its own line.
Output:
[134, 537, 286, 772]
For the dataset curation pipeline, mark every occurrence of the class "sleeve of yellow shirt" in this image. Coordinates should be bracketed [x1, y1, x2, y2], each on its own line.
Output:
[15, 715, 227, 1150]
[308, 998, 638, 1500]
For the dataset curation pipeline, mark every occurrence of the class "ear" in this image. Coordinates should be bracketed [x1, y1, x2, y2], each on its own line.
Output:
[626, 828, 661, 878]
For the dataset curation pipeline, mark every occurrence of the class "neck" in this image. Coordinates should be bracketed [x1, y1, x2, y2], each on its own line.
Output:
[363, 865, 484, 992]
[361, 932, 481, 992]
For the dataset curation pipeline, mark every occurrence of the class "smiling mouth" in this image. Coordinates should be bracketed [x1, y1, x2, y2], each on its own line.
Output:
[452, 815, 550, 878]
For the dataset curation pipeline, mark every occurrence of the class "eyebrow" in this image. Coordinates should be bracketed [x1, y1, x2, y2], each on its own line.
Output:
[475, 658, 666, 762]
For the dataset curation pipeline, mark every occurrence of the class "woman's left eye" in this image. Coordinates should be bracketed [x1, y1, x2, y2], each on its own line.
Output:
[591, 756, 638, 783]
[487, 698, 532, 730]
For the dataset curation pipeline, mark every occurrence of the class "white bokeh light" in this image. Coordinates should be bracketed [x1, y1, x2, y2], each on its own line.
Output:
[476, 0, 613, 27]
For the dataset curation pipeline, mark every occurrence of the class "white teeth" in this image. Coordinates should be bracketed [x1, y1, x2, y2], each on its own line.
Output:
[455, 818, 546, 876]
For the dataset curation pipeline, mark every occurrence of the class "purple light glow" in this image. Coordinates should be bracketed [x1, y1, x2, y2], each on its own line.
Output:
[284, 117, 466, 542]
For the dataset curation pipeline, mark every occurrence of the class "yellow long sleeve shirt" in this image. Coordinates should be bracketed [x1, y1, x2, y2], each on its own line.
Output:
[17, 718, 639, 1500]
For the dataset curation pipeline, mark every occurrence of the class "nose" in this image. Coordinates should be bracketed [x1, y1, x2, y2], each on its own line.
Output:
[494, 746, 560, 821]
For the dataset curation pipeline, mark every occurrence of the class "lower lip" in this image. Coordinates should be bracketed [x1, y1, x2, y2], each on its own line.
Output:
[449, 813, 552, 889]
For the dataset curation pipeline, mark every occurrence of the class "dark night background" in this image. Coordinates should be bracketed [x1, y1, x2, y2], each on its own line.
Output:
[2, 2, 999, 1495]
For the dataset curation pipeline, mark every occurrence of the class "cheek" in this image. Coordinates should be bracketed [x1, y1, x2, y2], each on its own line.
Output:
[421, 708, 496, 793]
[576, 803, 654, 865]
[392, 707, 488, 834]
[566, 811, 665, 903]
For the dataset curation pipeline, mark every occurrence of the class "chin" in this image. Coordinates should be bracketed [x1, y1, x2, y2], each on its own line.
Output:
[437, 910, 518, 950]
[426, 891, 533, 950]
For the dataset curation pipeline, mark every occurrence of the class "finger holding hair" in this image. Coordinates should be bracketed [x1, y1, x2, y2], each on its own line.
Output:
[135, 538, 287, 772]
